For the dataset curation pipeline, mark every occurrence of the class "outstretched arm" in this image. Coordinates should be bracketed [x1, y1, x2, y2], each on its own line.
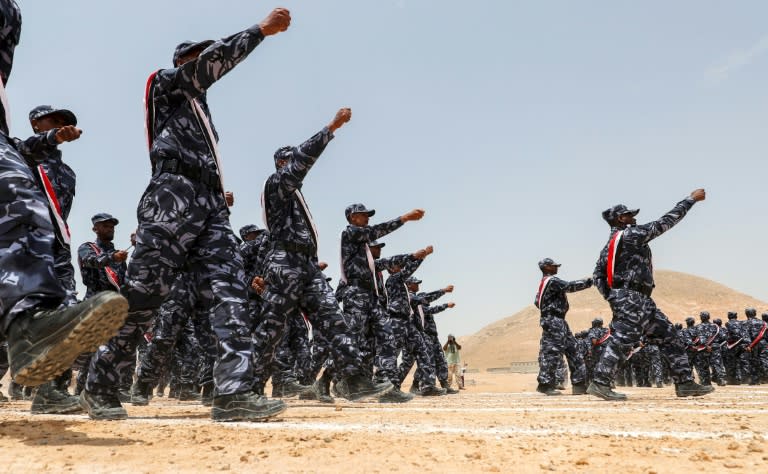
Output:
[630, 189, 705, 245]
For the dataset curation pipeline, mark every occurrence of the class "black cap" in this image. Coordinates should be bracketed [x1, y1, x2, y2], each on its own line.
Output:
[239, 224, 264, 240]
[405, 277, 422, 285]
[602, 204, 639, 224]
[699, 311, 710, 321]
[727, 311, 738, 319]
[173, 40, 215, 66]
[369, 240, 385, 248]
[713, 318, 722, 326]
[29, 105, 77, 127]
[345, 203, 376, 219]
[746, 308, 757, 318]
[685, 316, 695, 325]
[591, 317, 603, 327]
[91, 212, 119, 225]
[538, 258, 561, 270]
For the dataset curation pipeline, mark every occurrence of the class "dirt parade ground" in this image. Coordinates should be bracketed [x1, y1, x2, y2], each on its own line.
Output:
[0, 373, 766, 473]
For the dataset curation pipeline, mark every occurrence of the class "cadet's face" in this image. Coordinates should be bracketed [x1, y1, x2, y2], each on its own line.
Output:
[276, 159, 288, 169]
[618, 213, 637, 225]
[348, 213, 369, 227]
[94, 222, 116, 241]
[407, 282, 419, 292]
[542, 264, 559, 275]
[176, 49, 203, 67]
[369, 245, 382, 259]
[244, 232, 259, 242]
[32, 114, 68, 133]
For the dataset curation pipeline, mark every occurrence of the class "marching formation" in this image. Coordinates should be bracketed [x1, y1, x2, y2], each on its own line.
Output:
[0, 3, 462, 422]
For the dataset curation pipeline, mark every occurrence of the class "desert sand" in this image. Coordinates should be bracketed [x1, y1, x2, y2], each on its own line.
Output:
[2, 270, 767, 473]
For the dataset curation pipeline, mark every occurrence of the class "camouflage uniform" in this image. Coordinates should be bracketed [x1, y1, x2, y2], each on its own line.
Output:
[534, 269, 591, 388]
[743, 310, 768, 384]
[592, 198, 698, 387]
[0, 0, 70, 336]
[339, 208, 405, 378]
[710, 318, 728, 386]
[694, 313, 725, 385]
[398, 289, 449, 389]
[587, 320, 610, 383]
[414, 293, 450, 387]
[724, 312, 749, 384]
[252, 127, 365, 391]
[680, 318, 700, 381]
[87, 25, 270, 398]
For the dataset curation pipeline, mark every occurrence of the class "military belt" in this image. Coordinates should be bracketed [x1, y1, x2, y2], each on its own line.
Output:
[613, 281, 653, 297]
[345, 278, 375, 291]
[270, 240, 316, 256]
[156, 158, 222, 192]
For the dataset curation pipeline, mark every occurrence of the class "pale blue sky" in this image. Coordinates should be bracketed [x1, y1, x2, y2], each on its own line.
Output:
[8, 1, 768, 339]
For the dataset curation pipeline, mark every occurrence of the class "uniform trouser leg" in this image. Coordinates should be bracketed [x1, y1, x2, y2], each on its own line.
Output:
[710, 348, 726, 383]
[341, 287, 375, 377]
[649, 347, 663, 384]
[593, 291, 693, 386]
[253, 251, 361, 388]
[695, 351, 712, 384]
[398, 343, 416, 386]
[395, 321, 436, 388]
[0, 136, 66, 334]
[87, 175, 253, 396]
[270, 315, 309, 385]
[373, 310, 398, 384]
[538, 318, 586, 385]
[429, 335, 449, 383]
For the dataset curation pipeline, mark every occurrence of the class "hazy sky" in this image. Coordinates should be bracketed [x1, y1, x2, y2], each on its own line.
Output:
[8, 1, 768, 339]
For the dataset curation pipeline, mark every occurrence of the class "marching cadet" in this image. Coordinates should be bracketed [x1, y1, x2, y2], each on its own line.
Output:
[589, 191, 713, 400]
[744, 309, 768, 385]
[251, 107, 393, 407]
[534, 258, 592, 396]
[81, 8, 292, 421]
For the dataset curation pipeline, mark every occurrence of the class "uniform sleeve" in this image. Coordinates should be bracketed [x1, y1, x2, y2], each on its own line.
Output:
[164, 25, 265, 100]
[420, 289, 446, 304]
[424, 303, 449, 316]
[77, 243, 114, 269]
[625, 197, 695, 246]
[565, 277, 592, 293]
[273, 128, 334, 197]
[592, 246, 610, 299]
[0, 0, 21, 85]
[375, 253, 410, 271]
[399, 255, 424, 280]
[12, 130, 58, 159]
[346, 218, 404, 243]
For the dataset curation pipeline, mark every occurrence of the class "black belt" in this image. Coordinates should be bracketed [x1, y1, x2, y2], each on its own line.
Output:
[156, 158, 222, 191]
[345, 278, 375, 291]
[613, 281, 653, 297]
[270, 240, 316, 256]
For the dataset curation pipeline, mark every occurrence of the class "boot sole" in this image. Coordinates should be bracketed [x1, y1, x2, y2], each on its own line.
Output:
[212, 400, 287, 422]
[31, 402, 84, 415]
[14, 293, 128, 386]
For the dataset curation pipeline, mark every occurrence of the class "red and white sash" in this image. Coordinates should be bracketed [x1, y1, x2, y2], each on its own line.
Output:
[87, 242, 121, 291]
[606, 230, 624, 289]
[261, 180, 319, 256]
[143, 71, 159, 151]
[594, 328, 611, 346]
[534, 276, 553, 309]
[37, 165, 71, 246]
[417, 304, 426, 329]
[748, 322, 767, 350]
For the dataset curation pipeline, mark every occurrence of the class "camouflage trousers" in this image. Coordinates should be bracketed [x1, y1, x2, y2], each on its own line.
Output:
[593, 290, 693, 386]
[425, 333, 449, 384]
[136, 272, 216, 387]
[748, 341, 768, 383]
[0, 135, 66, 335]
[394, 317, 437, 389]
[537, 316, 586, 386]
[645, 344, 664, 385]
[252, 249, 360, 389]
[724, 345, 750, 383]
[270, 313, 313, 386]
[694, 349, 726, 384]
[87, 174, 253, 396]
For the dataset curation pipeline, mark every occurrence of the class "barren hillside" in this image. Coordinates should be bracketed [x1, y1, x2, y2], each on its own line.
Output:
[459, 270, 767, 369]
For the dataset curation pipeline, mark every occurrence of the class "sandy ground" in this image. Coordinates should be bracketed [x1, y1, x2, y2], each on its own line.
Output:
[1, 373, 767, 473]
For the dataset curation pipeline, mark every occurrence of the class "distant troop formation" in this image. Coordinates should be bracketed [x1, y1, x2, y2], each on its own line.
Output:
[0, 3, 461, 422]
[535, 191, 725, 400]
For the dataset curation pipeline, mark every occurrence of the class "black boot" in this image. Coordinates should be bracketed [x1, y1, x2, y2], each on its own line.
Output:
[201, 382, 215, 407]
[130, 380, 153, 406]
[211, 391, 286, 422]
[178, 383, 201, 401]
[8, 292, 128, 386]
[571, 383, 587, 395]
[675, 381, 715, 397]
[271, 380, 313, 399]
[312, 373, 334, 404]
[378, 387, 414, 403]
[440, 380, 459, 395]
[335, 374, 393, 401]
[586, 381, 627, 401]
[30, 381, 83, 415]
[536, 383, 562, 396]
[419, 385, 446, 396]
[79, 391, 128, 420]
[9, 381, 24, 400]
